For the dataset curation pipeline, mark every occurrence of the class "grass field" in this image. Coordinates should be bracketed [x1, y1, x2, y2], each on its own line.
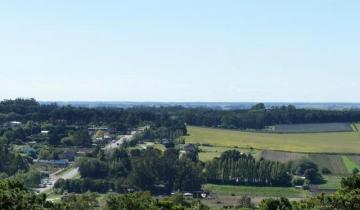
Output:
[342, 156, 360, 173]
[203, 184, 308, 198]
[318, 175, 342, 190]
[186, 126, 360, 153]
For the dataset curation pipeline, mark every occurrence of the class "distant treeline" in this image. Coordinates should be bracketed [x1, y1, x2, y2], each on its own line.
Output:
[1, 99, 360, 131]
[0, 98, 187, 138]
[179, 103, 360, 129]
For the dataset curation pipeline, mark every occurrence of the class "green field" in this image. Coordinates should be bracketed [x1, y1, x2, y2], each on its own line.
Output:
[342, 156, 360, 173]
[309, 154, 348, 175]
[318, 175, 342, 190]
[186, 126, 360, 153]
[203, 184, 308, 198]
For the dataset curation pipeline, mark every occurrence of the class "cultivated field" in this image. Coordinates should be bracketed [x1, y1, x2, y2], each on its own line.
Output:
[269, 123, 353, 133]
[309, 154, 348, 175]
[186, 125, 360, 153]
[260, 150, 308, 163]
[342, 156, 360, 173]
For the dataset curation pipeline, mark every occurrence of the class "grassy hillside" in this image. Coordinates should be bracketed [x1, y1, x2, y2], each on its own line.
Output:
[186, 126, 360, 153]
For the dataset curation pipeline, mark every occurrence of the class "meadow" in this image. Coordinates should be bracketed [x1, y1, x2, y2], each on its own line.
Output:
[186, 125, 360, 153]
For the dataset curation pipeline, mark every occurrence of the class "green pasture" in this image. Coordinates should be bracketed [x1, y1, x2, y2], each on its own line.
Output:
[186, 126, 360, 153]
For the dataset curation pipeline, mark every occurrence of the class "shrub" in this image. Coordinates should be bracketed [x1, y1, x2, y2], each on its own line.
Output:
[322, 167, 331, 174]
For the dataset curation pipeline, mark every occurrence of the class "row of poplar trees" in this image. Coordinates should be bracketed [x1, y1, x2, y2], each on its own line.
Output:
[205, 150, 291, 186]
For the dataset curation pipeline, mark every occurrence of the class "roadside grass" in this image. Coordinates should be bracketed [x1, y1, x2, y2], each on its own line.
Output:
[46, 193, 63, 203]
[186, 126, 360, 153]
[342, 156, 360, 173]
[318, 175, 342, 190]
[203, 184, 308, 198]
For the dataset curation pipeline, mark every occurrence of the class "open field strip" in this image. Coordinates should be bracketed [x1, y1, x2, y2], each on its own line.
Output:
[203, 184, 308, 198]
[342, 156, 360, 173]
[186, 126, 360, 153]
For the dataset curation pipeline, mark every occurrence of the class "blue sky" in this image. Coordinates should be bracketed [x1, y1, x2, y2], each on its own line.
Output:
[0, 0, 359, 102]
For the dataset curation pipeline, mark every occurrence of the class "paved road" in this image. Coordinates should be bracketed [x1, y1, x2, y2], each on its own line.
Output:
[37, 167, 79, 193]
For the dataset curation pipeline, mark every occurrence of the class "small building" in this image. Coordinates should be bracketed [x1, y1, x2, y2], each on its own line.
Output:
[34, 159, 69, 168]
[3, 121, 22, 128]
[160, 138, 170, 145]
[41, 130, 49, 135]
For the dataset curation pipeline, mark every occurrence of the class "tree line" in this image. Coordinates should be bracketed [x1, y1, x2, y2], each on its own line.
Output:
[180, 104, 360, 129]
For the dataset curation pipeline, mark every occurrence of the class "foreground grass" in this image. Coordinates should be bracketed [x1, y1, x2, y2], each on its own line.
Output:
[318, 175, 342, 190]
[203, 184, 308, 198]
[342, 156, 360, 173]
[186, 126, 360, 153]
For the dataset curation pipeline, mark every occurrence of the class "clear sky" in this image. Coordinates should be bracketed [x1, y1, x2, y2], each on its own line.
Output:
[0, 0, 359, 102]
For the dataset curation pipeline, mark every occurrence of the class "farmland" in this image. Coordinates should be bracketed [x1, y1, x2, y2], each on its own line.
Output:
[259, 150, 351, 175]
[268, 123, 353, 133]
[203, 184, 308, 198]
[342, 156, 360, 173]
[260, 150, 308, 163]
[309, 154, 348, 175]
[186, 125, 360, 153]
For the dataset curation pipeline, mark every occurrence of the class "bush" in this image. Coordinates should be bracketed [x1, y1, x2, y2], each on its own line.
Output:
[322, 167, 331, 174]
[352, 168, 359, 175]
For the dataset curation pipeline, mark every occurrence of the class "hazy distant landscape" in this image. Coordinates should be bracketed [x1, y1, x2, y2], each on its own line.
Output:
[41, 101, 360, 110]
